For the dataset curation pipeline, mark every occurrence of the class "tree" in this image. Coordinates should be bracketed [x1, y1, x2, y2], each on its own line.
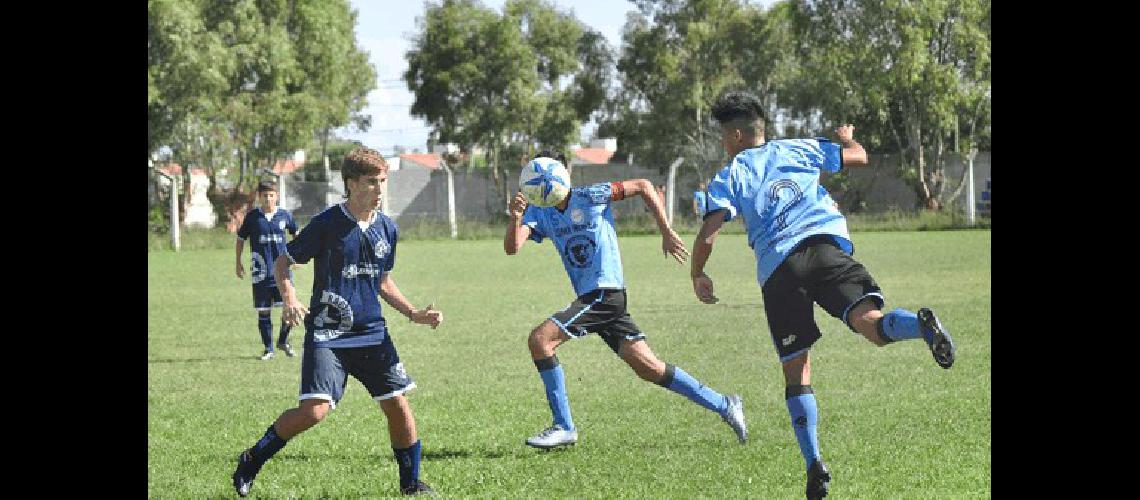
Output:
[405, 0, 612, 200]
[149, 0, 376, 227]
[786, 0, 991, 210]
[602, 0, 785, 180]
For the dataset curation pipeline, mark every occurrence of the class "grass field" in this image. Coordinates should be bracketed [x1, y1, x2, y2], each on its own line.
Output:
[148, 230, 991, 498]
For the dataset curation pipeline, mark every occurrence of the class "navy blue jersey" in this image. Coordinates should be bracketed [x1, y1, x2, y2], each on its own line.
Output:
[285, 204, 397, 348]
[237, 208, 297, 288]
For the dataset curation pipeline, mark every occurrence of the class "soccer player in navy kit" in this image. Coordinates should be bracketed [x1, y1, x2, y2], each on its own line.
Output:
[232, 147, 442, 497]
[504, 152, 748, 450]
[235, 180, 298, 360]
[689, 91, 958, 499]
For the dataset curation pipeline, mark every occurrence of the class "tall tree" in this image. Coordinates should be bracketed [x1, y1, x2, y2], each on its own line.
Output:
[405, 0, 612, 199]
[150, 0, 376, 227]
[604, 0, 779, 179]
[786, 0, 991, 210]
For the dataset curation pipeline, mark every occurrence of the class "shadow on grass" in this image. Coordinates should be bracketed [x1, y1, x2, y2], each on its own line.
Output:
[423, 446, 519, 461]
[259, 447, 520, 463]
[635, 302, 763, 313]
[148, 355, 257, 364]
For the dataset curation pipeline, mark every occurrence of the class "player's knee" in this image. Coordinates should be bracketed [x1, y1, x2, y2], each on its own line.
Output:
[379, 395, 412, 418]
[527, 324, 558, 355]
[861, 316, 892, 347]
[299, 401, 330, 425]
[850, 310, 885, 344]
[258, 311, 271, 318]
[527, 330, 545, 354]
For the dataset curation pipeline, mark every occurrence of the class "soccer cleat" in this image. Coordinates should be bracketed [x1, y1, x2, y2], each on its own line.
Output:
[805, 459, 831, 500]
[400, 481, 436, 496]
[259, 349, 275, 361]
[232, 450, 259, 497]
[918, 308, 956, 369]
[276, 342, 296, 357]
[525, 425, 578, 449]
[721, 394, 748, 444]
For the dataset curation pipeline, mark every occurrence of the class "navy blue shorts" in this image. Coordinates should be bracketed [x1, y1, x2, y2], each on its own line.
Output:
[298, 335, 415, 409]
[252, 285, 283, 312]
[550, 288, 645, 355]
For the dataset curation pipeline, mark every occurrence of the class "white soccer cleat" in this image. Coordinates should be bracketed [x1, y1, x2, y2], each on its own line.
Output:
[721, 394, 748, 444]
[525, 425, 578, 449]
[259, 350, 275, 361]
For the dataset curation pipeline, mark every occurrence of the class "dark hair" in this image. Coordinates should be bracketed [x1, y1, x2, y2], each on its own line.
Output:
[341, 147, 389, 196]
[711, 91, 766, 136]
[256, 180, 278, 193]
[532, 150, 568, 166]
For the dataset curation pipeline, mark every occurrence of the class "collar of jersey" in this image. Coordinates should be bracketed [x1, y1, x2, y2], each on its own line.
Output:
[339, 202, 376, 226]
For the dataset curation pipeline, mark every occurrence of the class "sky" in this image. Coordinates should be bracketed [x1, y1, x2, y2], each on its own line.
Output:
[340, 0, 775, 154]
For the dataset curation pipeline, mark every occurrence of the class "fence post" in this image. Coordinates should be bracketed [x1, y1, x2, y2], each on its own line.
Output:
[441, 160, 457, 239]
[171, 176, 180, 251]
[154, 169, 180, 251]
[666, 157, 683, 226]
[966, 148, 976, 226]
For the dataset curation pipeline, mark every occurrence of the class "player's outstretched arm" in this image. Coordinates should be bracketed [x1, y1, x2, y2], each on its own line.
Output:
[617, 178, 689, 264]
[504, 191, 532, 255]
[275, 254, 308, 326]
[379, 274, 442, 329]
[690, 209, 727, 304]
[836, 124, 868, 168]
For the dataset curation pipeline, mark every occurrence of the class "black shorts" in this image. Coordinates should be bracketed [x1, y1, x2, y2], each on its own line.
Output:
[761, 235, 884, 362]
[550, 288, 645, 354]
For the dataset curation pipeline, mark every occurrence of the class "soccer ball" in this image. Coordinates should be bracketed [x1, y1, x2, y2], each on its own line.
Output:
[520, 157, 571, 207]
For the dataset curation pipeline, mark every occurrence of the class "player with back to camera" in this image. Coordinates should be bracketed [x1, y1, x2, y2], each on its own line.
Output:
[504, 150, 748, 450]
[689, 91, 958, 499]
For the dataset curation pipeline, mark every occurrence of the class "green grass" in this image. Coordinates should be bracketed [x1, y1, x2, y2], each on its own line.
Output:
[148, 231, 991, 498]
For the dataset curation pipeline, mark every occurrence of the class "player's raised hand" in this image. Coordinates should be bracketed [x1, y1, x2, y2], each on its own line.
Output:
[236, 262, 245, 279]
[283, 298, 309, 327]
[509, 191, 529, 219]
[836, 124, 855, 143]
[692, 273, 719, 304]
[412, 303, 443, 329]
[662, 228, 690, 264]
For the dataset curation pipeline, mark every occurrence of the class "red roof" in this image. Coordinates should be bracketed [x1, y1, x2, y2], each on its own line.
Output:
[156, 158, 302, 176]
[399, 153, 441, 170]
[571, 148, 615, 165]
[270, 159, 303, 174]
[156, 163, 207, 176]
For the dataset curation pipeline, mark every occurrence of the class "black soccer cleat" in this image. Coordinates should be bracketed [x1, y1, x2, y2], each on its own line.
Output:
[276, 342, 296, 357]
[231, 450, 259, 497]
[806, 459, 831, 500]
[918, 308, 956, 369]
[401, 480, 436, 496]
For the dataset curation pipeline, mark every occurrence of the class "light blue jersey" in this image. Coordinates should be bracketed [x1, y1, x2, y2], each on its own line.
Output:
[705, 138, 852, 286]
[523, 183, 625, 296]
